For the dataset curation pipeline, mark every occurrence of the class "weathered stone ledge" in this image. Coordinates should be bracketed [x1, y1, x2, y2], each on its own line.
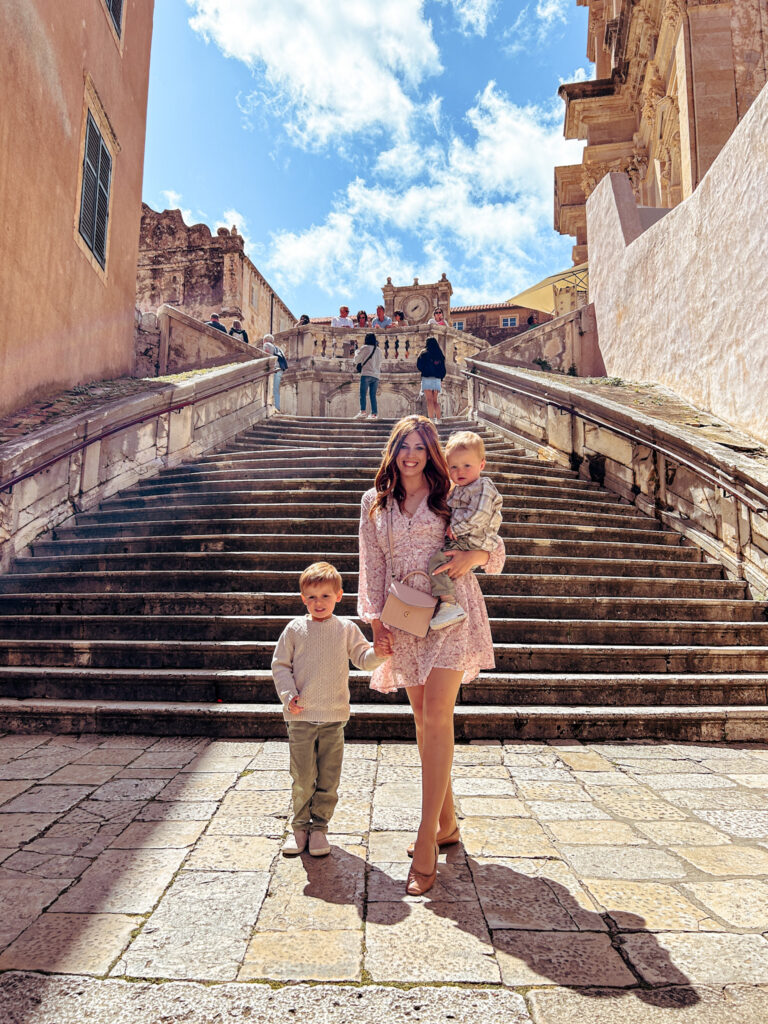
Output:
[0, 361, 273, 572]
[467, 361, 768, 598]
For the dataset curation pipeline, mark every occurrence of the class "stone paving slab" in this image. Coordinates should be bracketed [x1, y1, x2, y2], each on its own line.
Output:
[3, 734, 768, 1012]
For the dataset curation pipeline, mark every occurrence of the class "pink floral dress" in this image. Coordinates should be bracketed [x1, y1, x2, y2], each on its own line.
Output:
[358, 488, 506, 693]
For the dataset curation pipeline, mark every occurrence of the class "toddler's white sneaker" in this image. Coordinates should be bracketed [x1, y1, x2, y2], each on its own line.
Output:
[430, 602, 467, 631]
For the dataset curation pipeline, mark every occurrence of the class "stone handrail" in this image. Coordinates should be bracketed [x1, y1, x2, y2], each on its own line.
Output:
[0, 359, 274, 572]
[466, 359, 768, 598]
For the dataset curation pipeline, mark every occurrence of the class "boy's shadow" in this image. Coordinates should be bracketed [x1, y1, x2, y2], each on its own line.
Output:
[300, 843, 700, 1005]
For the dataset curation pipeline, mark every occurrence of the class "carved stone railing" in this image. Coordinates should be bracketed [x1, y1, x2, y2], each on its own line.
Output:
[273, 323, 485, 367]
[269, 325, 483, 419]
[0, 360, 274, 572]
[477, 304, 606, 378]
[466, 359, 768, 598]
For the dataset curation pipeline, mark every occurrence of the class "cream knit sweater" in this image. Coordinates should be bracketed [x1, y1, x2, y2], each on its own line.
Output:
[271, 615, 385, 723]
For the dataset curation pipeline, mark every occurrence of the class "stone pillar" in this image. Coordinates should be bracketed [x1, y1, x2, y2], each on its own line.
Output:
[688, 1, 738, 184]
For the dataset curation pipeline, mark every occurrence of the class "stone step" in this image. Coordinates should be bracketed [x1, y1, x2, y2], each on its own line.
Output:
[55, 506, 658, 539]
[34, 524, 679, 557]
[0, 696, 765, 740]
[0, 667, 765, 707]
[0, 571, 743, 599]
[19, 534, 697, 561]
[2, 638, 765, 672]
[197, 452, 560, 473]
[0, 591, 761, 621]
[9, 551, 721, 577]
[74, 494, 639, 527]
[2, 613, 768, 645]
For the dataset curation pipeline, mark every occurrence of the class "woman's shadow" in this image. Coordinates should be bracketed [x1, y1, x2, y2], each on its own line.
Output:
[298, 843, 701, 1006]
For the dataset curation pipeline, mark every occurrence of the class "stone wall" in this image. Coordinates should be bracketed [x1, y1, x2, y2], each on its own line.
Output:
[137, 206, 295, 340]
[467, 361, 768, 599]
[0, 0, 154, 417]
[587, 81, 768, 446]
[480, 305, 605, 378]
[0, 361, 273, 572]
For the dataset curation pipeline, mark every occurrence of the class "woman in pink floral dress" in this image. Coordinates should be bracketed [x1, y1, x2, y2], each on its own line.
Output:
[358, 416, 505, 895]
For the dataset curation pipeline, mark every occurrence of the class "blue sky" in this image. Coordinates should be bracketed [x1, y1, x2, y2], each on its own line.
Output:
[142, 1, 593, 318]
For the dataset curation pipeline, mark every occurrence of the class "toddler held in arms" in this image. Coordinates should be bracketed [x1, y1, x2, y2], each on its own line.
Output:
[428, 431, 503, 631]
[271, 562, 389, 857]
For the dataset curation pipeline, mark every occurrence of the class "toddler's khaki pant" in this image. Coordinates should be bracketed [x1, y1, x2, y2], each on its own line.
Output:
[287, 720, 345, 832]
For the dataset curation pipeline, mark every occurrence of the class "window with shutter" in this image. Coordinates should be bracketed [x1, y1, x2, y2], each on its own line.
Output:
[106, 0, 123, 36]
[79, 113, 112, 268]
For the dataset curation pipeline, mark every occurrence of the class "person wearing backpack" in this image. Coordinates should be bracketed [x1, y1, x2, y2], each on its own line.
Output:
[352, 332, 383, 420]
[262, 333, 288, 413]
[416, 336, 446, 423]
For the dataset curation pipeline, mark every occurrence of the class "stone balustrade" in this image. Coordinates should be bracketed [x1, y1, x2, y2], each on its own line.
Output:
[467, 359, 768, 598]
[477, 304, 606, 378]
[270, 324, 483, 419]
[0, 360, 274, 572]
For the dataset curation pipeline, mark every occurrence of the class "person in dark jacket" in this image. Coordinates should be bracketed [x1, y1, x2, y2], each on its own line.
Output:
[416, 337, 446, 423]
[205, 313, 228, 333]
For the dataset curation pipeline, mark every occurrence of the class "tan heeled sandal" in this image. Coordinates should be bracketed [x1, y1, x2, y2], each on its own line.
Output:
[406, 842, 439, 896]
[406, 824, 460, 858]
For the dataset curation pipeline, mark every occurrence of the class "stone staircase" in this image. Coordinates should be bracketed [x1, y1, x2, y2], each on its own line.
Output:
[0, 415, 767, 740]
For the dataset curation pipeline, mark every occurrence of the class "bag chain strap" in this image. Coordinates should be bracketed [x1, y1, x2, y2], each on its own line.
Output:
[386, 505, 430, 587]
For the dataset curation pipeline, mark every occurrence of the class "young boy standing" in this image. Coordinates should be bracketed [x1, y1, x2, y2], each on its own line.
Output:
[428, 431, 503, 630]
[271, 561, 388, 856]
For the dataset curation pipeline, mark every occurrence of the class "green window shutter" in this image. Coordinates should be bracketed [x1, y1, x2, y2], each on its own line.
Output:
[79, 112, 112, 268]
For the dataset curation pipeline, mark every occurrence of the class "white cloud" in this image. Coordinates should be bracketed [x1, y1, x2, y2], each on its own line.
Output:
[443, 0, 500, 36]
[215, 208, 260, 259]
[267, 82, 582, 303]
[160, 189, 193, 224]
[186, 0, 442, 150]
[560, 66, 595, 85]
[502, 0, 571, 55]
[535, 0, 569, 27]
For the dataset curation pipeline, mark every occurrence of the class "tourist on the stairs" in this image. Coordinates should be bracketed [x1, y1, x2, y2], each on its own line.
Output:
[205, 312, 228, 333]
[262, 333, 288, 413]
[353, 333, 383, 420]
[272, 561, 389, 857]
[427, 431, 503, 631]
[416, 337, 446, 423]
[358, 416, 505, 894]
[228, 319, 250, 345]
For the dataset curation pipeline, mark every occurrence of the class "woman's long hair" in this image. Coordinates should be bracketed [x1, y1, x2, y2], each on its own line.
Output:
[371, 416, 450, 520]
[356, 310, 369, 326]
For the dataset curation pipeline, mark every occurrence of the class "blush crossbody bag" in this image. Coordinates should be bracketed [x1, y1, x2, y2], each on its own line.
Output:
[380, 505, 437, 638]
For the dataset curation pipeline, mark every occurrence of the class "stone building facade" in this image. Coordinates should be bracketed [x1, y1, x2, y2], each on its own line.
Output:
[136, 205, 295, 341]
[0, 0, 155, 418]
[555, 0, 768, 263]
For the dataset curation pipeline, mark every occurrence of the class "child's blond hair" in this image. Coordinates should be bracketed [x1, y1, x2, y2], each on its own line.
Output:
[299, 561, 343, 593]
[444, 430, 485, 461]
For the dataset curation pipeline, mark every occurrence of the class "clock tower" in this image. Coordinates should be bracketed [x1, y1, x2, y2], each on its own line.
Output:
[382, 273, 453, 325]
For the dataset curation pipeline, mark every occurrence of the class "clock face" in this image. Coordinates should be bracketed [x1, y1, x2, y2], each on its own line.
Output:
[403, 294, 430, 322]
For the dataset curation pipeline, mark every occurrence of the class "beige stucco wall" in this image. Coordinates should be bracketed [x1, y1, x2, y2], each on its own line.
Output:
[587, 82, 768, 444]
[0, 0, 154, 418]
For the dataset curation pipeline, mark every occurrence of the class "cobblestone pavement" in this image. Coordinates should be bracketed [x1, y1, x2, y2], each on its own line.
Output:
[2, 735, 768, 1022]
